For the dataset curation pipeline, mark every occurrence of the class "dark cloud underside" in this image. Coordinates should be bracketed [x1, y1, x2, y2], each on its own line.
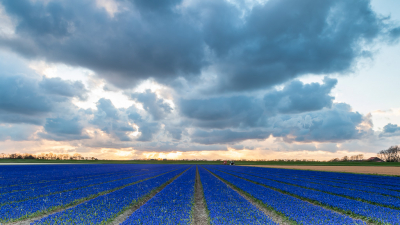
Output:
[1, 0, 397, 91]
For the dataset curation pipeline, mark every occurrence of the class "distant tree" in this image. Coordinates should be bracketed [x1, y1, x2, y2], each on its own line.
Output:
[378, 146, 400, 162]
[24, 154, 36, 159]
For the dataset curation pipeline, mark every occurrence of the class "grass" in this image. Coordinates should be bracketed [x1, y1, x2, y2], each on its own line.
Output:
[1, 159, 400, 166]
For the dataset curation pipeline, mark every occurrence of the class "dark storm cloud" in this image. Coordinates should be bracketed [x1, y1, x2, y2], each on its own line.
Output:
[1, 0, 397, 91]
[190, 103, 366, 145]
[0, 76, 52, 116]
[0, 0, 205, 88]
[191, 129, 270, 145]
[39, 117, 90, 141]
[0, 75, 88, 125]
[180, 95, 264, 129]
[264, 77, 337, 114]
[269, 103, 365, 143]
[0, 72, 90, 140]
[39, 77, 88, 101]
[130, 90, 173, 120]
[379, 123, 400, 137]
[180, 78, 337, 129]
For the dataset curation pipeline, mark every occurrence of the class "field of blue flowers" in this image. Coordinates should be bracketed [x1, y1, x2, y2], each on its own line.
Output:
[0, 164, 399, 224]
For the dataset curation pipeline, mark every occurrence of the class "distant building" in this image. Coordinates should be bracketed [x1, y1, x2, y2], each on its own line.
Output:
[150, 159, 155, 161]
[163, 159, 167, 161]
[367, 157, 384, 162]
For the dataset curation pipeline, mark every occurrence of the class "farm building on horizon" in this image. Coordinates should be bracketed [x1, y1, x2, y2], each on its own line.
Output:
[367, 157, 384, 162]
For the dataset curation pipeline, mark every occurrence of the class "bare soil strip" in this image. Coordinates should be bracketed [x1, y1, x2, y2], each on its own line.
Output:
[191, 166, 210, 225]
[244, 165, 400, 176]
[108, 167, 191, 225]
[6, 169, 181, 225]
[204, 167, 291, 225]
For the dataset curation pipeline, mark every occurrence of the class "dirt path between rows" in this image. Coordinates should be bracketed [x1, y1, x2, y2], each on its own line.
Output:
[243, 165, 400, 176]
[191, 166, 210, 225]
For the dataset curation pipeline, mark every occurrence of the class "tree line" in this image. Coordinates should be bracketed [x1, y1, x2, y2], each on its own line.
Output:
[378, 146, 400, 162]
[0, 152, 98, 160]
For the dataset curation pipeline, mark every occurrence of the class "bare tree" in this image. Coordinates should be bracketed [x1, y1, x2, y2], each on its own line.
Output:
[378, 146, 400, 162]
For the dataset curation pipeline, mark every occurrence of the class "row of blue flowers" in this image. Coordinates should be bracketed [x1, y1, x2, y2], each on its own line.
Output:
[208, 166, 400, 225]
[0, 165, 156, 197]
[230, 166, 400, 191]
[200, 167, 277, 225]
[121, 166, 196, 225]
[31, 166, 190, 225]
[217, 166, 400, 208]
[0, 165, 183, 223]
[0, 165, 140, 188]
[0, 169, 167, 206]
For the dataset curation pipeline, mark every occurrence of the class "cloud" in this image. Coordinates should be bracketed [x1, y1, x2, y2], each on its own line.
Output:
[379, 123, 400, 137]
[189, 103, 367, 145]
[91, 98, 136, 141]
[0, 64, 90, 140]
[264, 77, 337, 114]
[39, 117, 90, 141]
[0, 124, 38, 141]
[269, 103, 366, 143]
[130, 90, 173, 121]
[180, 78, 337, 129]
[0, 74, 87, 125]
[39, 77, 88, 101]
[0, 0, 397, 91]
[180, 95, 264, 129]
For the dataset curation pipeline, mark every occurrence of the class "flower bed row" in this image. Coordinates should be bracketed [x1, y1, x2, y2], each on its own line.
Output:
[200, 167, 277, 225]
[207, 166, 400, 224]
[121, 166, 196, 225]
[32, 167, 190, 225]
[0, 165, 184, 223]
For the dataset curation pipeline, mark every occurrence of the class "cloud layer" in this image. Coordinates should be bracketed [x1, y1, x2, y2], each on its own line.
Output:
[1, 0, 398, 92]
[0, 0, 399, 158]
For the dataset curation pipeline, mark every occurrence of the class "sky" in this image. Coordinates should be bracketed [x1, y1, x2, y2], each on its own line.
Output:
[0, 0, 399, 160]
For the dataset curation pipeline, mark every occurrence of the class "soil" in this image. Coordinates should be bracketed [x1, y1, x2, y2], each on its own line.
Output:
[243, 165, 400, 175]
[191, 166, 210, 225]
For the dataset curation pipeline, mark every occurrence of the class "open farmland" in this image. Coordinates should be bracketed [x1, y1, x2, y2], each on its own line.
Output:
[1, 165, 400, 224]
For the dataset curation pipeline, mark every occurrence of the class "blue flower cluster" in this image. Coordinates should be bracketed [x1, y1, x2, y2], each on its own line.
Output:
[204, 166, 368, 225]
[226, 166, 400, 196]
[199, 167, 277, 225]
[0, 165, 138, 189]
[218, 166, 400, 208]
[208, 166, 400, 225]
[233, 166, 400, 191]
[0, 166, 183, 222]
[0, 169, 163, 206]
[32, 166, 190, 225]
[121, 166, 196, 225]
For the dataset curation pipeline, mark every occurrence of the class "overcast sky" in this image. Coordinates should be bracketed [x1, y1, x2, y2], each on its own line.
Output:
[0, 0, 399, 160]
